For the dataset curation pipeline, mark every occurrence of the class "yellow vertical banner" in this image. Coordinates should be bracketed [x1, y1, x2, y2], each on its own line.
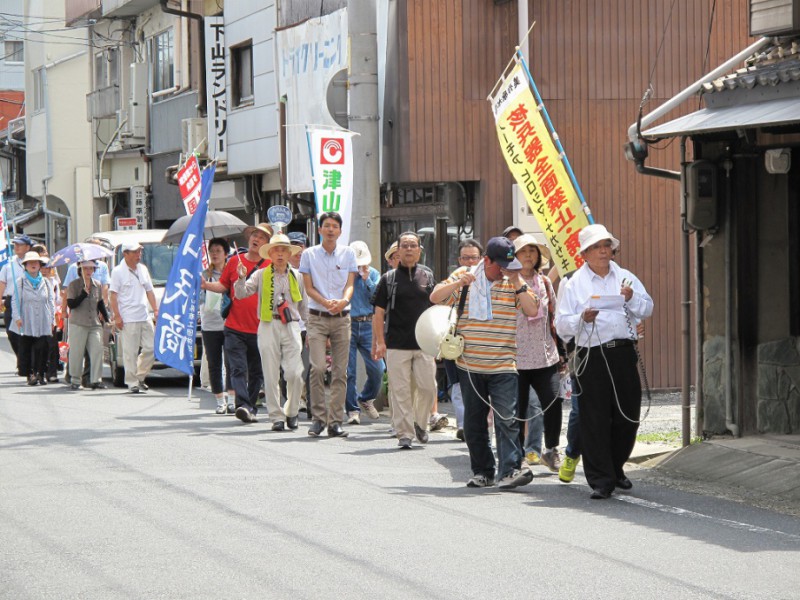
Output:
[490, 63, 589, 272]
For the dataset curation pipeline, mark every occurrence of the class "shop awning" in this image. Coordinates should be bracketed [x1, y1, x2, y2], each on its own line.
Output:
[642, 96, 800, 138]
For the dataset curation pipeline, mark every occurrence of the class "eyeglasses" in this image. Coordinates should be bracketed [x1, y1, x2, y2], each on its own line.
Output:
[459, 255, 481, 262]
[399, 243, 419, 250]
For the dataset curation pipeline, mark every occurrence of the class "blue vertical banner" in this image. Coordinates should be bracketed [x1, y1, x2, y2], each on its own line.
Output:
[155, 164, 216, 375]
[0, 188, 10, 269]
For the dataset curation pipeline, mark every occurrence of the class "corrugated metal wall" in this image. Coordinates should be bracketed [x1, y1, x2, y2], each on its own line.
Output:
[393, 0, 751, 389]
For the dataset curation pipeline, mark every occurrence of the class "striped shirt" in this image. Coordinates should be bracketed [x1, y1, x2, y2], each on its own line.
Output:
[444, 266, 520, 374]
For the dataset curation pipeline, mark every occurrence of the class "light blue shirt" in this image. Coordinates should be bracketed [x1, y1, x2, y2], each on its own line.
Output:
[299, 244, 358, 312]
[350, 266, 380, 317]
[555, 261, 653, 348]
[63, 261, 110, 287]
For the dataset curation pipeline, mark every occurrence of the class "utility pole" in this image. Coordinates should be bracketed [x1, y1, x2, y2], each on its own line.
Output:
[347, 0, 380, 262]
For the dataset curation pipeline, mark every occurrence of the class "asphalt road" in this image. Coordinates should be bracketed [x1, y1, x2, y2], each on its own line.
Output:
[1, 339, 799, 599]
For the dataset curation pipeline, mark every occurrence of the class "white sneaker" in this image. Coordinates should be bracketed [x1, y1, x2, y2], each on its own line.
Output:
[347, 411, 361, 425]
[466, 474, 495, 488]
[358, 399, 380, 419]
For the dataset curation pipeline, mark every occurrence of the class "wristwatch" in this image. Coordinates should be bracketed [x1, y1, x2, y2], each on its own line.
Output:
[514, 284, 529, 295]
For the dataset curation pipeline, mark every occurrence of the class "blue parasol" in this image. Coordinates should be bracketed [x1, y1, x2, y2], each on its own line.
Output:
[49, 242, 114, 268]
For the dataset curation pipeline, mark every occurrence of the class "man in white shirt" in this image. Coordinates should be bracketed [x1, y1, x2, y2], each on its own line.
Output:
[109, 242, 159, 393]
[299, 212, 357, 438]
[0, 234, 33, 369]
[555, 224, 653, 499]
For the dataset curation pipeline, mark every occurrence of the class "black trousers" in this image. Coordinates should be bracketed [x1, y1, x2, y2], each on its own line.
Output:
[223, 327, 263, 411]
[576, 344, 641, 494]
[517, 364, 562, 450]
[18, 335, 51, 379]
[202, 329, 230, 395]
[46, 330, 60, 378]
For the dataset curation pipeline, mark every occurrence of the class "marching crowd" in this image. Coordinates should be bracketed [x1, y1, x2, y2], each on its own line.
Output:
[0, 213, 653, 499]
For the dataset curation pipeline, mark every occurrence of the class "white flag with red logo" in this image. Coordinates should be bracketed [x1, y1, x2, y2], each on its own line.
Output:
[307, 128, 356, 244]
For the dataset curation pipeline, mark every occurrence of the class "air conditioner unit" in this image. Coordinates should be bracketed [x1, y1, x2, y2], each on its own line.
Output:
[126, 63, 147, 140]
[511, 184, 545, 235]
[182, 118, 208, 156]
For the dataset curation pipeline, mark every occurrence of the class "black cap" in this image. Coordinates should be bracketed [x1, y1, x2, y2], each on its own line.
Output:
[501, 225, 524, 238]
[485, 237, 523, 269]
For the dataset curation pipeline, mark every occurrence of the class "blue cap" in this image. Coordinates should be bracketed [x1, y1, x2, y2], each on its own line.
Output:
[12, 234, 33, 246]
[287, 231, 307, 246]
[486, 237, 523, 269]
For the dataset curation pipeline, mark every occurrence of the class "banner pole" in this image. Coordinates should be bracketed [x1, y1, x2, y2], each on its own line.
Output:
[515, 50, 594, 225]
[0, 177, 21, 316]
[188, 374, 193, 402]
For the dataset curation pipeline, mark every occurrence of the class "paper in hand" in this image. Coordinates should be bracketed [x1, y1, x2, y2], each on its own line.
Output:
[588, 294, 625, 312]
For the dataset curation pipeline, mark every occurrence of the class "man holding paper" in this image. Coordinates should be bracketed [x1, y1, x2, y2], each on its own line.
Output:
[555, 224, 653, 500]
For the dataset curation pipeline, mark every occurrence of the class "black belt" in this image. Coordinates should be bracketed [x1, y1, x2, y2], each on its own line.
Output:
[351, 315, 372, 322]
[309, 309, 350, 318]
[581, 338, 635, 350]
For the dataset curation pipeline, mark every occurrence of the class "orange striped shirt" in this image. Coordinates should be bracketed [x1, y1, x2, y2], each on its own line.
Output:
[444, 267, 519, 374]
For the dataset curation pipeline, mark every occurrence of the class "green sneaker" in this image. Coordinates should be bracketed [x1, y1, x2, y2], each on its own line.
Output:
[525, 451, 541, 466]
[559, 455, 580, 483]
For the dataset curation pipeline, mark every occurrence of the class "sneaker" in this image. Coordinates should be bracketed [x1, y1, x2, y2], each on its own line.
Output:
[27, 376, 38, 386]
[70, 383, 81, 391]
[466, 474, 495, 488]
[91, 382, 108, 390]
[308, 420, 326, 437]
[139, 382, 149, 391]
[414, 423, 429, 444]
[235, 407, 255, 424]
[429, 413, 449, 431]
[215, 404, 227, 415]
[347, 411, 361, 425]
[227, 404, 236, 414]
[525, 451, 541, 466]
[559, 455, 580, 483]
[498, 467, 534, 489]
[358, 399, 380, 419]
[398, 437, 412, 449]
[272, 421, 286, 431]
[129, 386, 140, 394]
[456, 428, 465, 441]
[541, 448, 562, 473]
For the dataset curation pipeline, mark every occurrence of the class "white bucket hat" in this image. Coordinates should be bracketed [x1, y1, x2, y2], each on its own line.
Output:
[578, 224, 620, 254]
[350, 241, 372, 266]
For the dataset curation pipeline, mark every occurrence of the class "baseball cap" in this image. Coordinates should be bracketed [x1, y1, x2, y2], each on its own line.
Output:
[485, 237, 523, 269]
[12, 234, 33, 246]
[287, 231, 307, 246]
[121, 242, 143, 252]
[349, 241, 372, 266]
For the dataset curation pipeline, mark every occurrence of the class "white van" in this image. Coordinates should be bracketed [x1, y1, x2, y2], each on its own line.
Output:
[88, 229, 203, 386]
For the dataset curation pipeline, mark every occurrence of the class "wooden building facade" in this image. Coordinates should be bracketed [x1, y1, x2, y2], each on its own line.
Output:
[380, 0, 752, 389]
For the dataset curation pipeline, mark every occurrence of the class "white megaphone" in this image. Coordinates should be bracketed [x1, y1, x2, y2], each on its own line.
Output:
[415, 305, 462, 359]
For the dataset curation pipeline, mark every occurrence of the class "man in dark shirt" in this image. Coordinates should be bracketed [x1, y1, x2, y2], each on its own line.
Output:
[372, 232, 437, 449]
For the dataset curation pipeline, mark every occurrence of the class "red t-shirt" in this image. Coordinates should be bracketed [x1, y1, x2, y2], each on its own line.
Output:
[219, 253, 270, 334]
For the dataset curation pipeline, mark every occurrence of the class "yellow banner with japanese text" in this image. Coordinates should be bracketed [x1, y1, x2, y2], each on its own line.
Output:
[490, 63, 589, 272]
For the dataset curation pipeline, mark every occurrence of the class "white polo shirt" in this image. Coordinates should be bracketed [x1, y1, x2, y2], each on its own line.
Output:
[110, 262, 154, 323]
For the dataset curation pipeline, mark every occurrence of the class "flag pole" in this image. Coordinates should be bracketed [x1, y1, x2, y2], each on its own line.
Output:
[0, 176, 21, 318]
[515, 49, 595, 225]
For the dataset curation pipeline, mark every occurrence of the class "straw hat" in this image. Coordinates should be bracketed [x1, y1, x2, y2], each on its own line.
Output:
[21, 251, 48, 265]
[513, 233, 551, 268]
[243, 223, 273, 241]
[259, 233, 301, 259]
[384, 241, 399, 262]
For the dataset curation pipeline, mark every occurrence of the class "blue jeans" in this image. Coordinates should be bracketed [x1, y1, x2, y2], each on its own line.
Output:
[457, 368, 523, 480]
[565, 377, 581, 459]
[345, 318, 385, 413]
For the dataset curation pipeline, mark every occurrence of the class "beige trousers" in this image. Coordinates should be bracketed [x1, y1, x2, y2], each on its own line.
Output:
[386, 349, 437, 440]
[257, 320, 304, 423]
[307, 314, 351, 425]
[120, 320, 155, 388]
